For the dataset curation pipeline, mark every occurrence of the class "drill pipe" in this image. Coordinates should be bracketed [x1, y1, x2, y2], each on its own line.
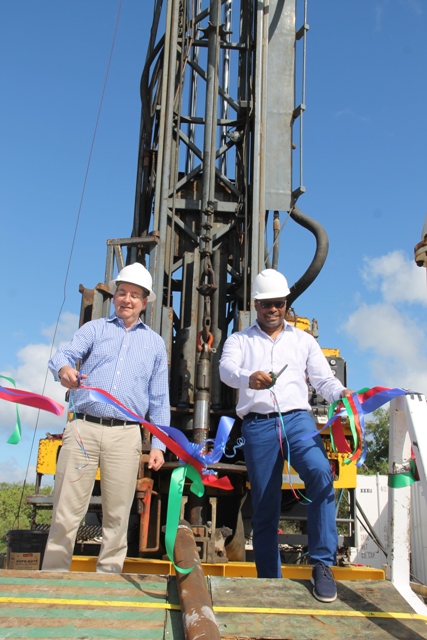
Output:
[174, 520, 221, 640]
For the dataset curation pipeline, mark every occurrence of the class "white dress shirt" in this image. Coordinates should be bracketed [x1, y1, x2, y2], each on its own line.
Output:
[219, 320, 345, 419]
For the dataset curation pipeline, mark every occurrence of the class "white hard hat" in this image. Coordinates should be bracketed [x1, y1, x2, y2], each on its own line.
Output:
[109, 263, 156, 301]
[252, 269, 290, 299]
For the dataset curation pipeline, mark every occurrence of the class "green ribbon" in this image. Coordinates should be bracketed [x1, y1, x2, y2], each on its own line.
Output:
[388, 472, 415, 488]
[165, 464, 205, 574]
[388, 458, 418, 488]
[341, 396, 358, 463]
[2, 375, 22, 444]
[328, 387, 369, 461]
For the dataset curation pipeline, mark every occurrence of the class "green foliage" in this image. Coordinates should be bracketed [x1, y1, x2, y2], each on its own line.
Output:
[358, 407, 390, 475]
[335, 488, 352, 536]
[0, 483, 52, 554]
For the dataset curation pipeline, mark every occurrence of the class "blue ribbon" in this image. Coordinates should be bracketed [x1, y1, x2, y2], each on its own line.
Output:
[83, 387, 234, 467]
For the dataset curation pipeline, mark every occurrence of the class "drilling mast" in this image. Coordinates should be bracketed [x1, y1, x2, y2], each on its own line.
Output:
[78, 0, 334, 560]
[128, 0, 310, 424]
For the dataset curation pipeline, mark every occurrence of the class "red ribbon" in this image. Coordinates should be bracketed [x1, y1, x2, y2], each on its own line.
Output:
[80, 386, 234, 491]
[0, 385, 64, 416]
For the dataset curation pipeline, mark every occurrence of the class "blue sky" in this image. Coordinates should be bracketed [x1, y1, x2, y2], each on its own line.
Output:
[1, 0, 426, 484]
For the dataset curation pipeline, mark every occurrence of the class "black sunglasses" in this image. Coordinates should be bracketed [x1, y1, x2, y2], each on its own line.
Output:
[256, 300, 286, 309]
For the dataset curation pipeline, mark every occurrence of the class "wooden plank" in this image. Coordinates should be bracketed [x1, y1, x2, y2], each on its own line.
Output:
[2, 569, 426, 639]
[0, 570, 180, 640]
[210, 577, 427, 639]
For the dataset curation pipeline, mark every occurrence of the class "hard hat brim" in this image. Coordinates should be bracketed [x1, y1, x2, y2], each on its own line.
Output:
[252, 290, 290, 299]
[108, 279, 156, 302]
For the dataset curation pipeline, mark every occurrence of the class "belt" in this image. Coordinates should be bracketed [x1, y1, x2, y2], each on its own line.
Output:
[74, 413, 140, 427]
[245, 410, 301, 420]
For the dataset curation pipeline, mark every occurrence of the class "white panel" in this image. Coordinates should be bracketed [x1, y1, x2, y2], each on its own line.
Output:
[411, 481, 427, 586]
[351, 475, 388, 570]
[351, 473, 427, 588]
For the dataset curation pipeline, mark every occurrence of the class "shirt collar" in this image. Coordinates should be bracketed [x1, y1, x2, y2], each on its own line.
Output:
[108, 313, 146, 330]
[252, 318, 288, 334]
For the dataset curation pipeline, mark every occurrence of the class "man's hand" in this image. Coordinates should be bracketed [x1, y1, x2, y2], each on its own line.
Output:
[148, 448, 164, 471]
[340, 388, 355, 398]
[249, 370, 273, 390]
[58, 366, 87, 389]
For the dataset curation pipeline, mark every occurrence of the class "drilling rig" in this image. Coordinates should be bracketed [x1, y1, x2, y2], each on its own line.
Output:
[31, 0, 354, 564]
[9, 6, 427, 638]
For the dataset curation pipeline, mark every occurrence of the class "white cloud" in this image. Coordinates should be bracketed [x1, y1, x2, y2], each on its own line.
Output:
[0, 459, 37, 485]
[343, 302, 427, 393]
[375, 0, 422, 33]
[333, 108, 370, 123]
[343, 251, 427, 395]
[399, 0, 423, 16]
[1, 313, 78, 471]
[41, 311, 80, 347]
[374, 1, 388, 32]
[361, 250, 427, 305]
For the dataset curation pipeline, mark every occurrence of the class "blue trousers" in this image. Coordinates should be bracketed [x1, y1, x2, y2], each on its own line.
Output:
[242, 410, 337, 578]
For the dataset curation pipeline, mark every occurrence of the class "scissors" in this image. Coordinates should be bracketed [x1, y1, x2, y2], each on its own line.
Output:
[268, 363, 288, 388]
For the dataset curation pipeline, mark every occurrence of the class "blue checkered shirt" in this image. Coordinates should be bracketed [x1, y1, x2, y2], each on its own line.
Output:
[49, 314, 170, 450]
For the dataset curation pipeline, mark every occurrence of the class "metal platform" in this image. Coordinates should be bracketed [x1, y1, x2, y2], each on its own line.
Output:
[1, 567, 427, 639]
[0, 569, 180, 640]
[211, 576, 427, 639]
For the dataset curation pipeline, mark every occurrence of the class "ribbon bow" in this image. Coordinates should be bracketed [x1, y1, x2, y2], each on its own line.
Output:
[302, 386, 411, 467]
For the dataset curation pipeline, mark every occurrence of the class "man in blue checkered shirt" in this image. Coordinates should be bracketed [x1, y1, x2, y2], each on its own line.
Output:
[42, 263, 170, 573]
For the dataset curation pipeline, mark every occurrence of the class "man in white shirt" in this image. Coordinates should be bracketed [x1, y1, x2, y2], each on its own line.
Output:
[219, 269, 352, 603]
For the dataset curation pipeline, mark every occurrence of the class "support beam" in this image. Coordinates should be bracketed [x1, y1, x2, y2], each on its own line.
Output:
[388, 394, 427, 616]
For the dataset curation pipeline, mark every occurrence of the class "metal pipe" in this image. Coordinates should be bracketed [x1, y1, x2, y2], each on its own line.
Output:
[202, 0, 221, 212]
[220, 0, 232, 175]
[272, 210, 280, 270]
[174, 520, 221, 640]
[150, 0, 179, 330]
[193, 345, 211, 444]
[186, 0, 202, 174]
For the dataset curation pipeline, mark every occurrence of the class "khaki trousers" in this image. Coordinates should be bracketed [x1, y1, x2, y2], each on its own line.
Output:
[42, 417, 141, 573]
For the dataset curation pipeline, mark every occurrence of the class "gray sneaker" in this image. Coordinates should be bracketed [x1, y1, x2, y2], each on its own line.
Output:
[310, 563, 337, 602]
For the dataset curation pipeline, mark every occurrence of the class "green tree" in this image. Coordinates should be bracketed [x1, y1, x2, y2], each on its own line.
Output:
[358, 407, 390, 475]
[0, 483, 53, 554]
[335, 410, 389, 538]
